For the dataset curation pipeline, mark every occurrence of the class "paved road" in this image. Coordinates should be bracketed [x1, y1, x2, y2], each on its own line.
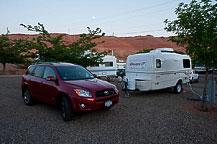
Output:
[0, 75, 217, 143]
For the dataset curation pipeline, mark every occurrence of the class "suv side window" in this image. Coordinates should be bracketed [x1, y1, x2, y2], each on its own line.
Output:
[27, 65, 35, 75]
[33, 65, 45, 78]
[43, 66, 56, 79]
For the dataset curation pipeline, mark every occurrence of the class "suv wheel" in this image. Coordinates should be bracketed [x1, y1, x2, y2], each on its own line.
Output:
[23, 88, 33, 105]
[61, 96, 74, 121]
[174, 81, 183, 94]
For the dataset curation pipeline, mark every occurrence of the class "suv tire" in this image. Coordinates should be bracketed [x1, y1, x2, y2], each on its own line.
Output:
[61, 96, 74, 121]
[23, 88, 33, 105]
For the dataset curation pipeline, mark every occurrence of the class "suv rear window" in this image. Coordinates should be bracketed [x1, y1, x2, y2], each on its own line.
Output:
[27, 65, 35, 75]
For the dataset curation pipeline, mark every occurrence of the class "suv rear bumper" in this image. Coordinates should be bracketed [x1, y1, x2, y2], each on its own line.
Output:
[73, 94, 119, 112]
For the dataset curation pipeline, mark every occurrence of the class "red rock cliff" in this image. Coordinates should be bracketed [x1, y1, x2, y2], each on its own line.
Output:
[6, 34, 185, 60]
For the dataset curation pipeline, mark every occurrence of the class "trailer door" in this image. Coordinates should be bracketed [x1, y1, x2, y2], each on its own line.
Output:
[152, 58, 165, 90]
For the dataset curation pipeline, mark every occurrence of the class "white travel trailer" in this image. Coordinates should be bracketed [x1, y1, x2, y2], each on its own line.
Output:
[87, 55, 117, 79]
[125, 48, 192, 93]
[116, 60, 126, 69]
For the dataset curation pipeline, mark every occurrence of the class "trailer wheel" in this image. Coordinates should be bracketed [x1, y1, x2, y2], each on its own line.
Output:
[174, 81, 183, 94]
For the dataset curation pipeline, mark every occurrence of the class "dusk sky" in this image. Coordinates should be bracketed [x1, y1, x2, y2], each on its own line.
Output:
[0, 0, 192, 37]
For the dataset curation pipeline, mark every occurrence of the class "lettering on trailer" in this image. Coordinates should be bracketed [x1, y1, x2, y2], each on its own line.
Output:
[129, 61, 146, 69]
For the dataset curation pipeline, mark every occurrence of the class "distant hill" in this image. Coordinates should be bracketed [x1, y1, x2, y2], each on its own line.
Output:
[7, 34, 185, 60]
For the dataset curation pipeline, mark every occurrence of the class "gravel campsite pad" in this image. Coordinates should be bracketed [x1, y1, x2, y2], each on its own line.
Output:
[0, 74, 217, 143]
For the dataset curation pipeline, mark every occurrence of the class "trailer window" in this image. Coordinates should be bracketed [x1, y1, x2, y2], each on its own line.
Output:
[183, 59, 190, 68]
[104, 62, 113, 67]
[156, 59, 161, 68]
[93, 63, 99, 67]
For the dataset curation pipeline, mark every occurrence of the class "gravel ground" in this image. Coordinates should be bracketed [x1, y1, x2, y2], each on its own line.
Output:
[0, 74, 217, 144]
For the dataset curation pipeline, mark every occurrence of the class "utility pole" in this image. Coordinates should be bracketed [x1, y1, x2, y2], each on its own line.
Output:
[6, 27, 10, 35]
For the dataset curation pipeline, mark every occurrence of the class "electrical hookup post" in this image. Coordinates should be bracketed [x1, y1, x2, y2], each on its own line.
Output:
[208, 71, 216, 110]
[123, 76, 129, 97]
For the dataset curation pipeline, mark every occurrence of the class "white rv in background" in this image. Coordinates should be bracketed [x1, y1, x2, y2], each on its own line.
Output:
[125, 48, 192, 93]
[87, 55, 117, 80]
[116, 60, 126, 69]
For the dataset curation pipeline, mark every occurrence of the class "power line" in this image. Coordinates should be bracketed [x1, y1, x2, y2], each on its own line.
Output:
[68, 0, 185, 36]
[70, 0, 181, 30]
[101, 6, 175, 28]
[96, 0, 181, 23]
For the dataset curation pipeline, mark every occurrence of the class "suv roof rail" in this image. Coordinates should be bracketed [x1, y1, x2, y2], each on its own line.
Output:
[32, 62, 75, 65]
[57, 62, 74, 65]
[34, 62, 54, 65]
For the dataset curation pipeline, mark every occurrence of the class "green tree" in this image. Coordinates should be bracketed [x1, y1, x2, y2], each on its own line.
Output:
[0, 35, 11, 71]
[67, 27, 108, 67]
[0, 35, 33, 71]
[164, 0, 217, 108]
[21, 23, 108, 67]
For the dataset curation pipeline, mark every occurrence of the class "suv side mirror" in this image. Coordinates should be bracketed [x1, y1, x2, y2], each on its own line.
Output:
[93, 74, 97, 78]
[46, 76, 56, 81]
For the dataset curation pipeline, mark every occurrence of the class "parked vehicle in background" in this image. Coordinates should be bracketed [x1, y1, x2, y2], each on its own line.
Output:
[193, 62, 217, 73]
[190, 70, 199, 83]
[194, 63, 206, 73]
[116, 69, 125, 78]
[87, 55, 117, 81]
[116, 60, 126, 69]
[125, 48, 192, 94]
[21, 62, 119, 121]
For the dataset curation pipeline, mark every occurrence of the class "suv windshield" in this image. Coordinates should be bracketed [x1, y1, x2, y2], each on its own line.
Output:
[56, 66, 95, 80]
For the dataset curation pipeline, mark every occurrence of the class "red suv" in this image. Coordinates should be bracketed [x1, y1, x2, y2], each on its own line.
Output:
[21, 62, 119, 121]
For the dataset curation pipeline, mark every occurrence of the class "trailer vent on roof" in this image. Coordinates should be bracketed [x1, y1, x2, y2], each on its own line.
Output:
[161, 50, 175, 53]
[157, 48, 174, 52]
[150, 48, 175, 53]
